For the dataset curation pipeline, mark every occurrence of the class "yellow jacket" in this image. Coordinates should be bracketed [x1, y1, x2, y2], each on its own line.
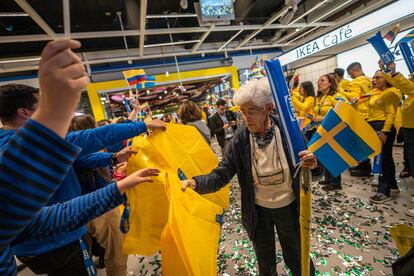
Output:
[341, 75, 372, 120]
[366, 87, 401, 132]
[338, 79, 350, 92]
[314, 95, 337, 117]
[291, 96, 315, 125]
[384, 73, 414, 128]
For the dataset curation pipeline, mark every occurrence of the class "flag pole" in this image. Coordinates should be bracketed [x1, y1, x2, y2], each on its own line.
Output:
[265, 59, 311, 276]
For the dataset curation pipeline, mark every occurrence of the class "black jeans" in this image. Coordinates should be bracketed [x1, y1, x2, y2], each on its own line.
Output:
[402, 127, 414, 177]
[323, 165, 341, 187]
[17, 238, 90, 276]
[252, 201, 316, 276]
[369, 121, 397, 196]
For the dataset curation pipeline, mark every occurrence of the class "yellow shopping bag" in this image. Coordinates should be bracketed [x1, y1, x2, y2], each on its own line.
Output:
[390, 224, 414, 257]
[123, 136, 170, 255]
[161, 172, 223, 276]
[123, 124, 229, 256]
[148, 124, 229, 209]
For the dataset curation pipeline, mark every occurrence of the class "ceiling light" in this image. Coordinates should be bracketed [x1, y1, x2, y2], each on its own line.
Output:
[0, 12, 29, 17]
[164, 90, 168, 94]
[159, 96, 162, 99]
[146, 90, 150, 94]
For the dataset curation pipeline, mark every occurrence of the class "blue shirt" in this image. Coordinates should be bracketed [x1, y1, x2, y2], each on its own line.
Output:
[0, 121, 147, 256]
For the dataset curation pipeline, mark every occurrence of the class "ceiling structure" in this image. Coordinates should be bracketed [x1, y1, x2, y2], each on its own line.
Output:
[0, 0, 396, 75]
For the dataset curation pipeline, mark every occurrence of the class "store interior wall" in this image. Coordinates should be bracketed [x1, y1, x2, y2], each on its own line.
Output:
[294, 56, 337, 88]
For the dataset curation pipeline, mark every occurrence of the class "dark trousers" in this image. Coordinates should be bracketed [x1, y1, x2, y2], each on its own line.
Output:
[17, 239, 90, 276]
[252, 201, 315, 276]
[402, 127, 414, 177]
[369, 121, 397, 196]
[323, 166, 341, 187]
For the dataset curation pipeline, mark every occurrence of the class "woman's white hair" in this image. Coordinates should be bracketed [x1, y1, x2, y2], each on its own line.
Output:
[233, 77, 274, 108]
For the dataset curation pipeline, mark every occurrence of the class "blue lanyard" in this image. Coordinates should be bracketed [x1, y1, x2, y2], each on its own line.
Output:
[119, 202, 131, 234]
[79, 238, 97, 276]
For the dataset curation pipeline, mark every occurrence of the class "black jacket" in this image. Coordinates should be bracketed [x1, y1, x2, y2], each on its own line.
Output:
[210, 110, 237, 148]
[194, 117, 301, 240]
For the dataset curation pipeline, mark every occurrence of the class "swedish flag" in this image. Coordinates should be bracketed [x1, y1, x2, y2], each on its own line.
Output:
[308, 101, 381, 177]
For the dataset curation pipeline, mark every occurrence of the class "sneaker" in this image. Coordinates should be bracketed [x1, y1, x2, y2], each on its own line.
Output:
[399, 168, 410, 178]
[349, 169, 373, 177]
[322, 185, 342, 191]
[390, 188, 400, 195]
[370, 193, 392, 204]
[405, 208, 414, 217]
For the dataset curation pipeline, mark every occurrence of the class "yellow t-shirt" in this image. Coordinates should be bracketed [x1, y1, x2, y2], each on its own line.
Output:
[292, 96, 315, 125]
[339, 79, 351, 92]
[384, 73, 414, 128]
[314, 95, 337, 117]
[367, 87, 401, 132]
[341, 75, 372, 120]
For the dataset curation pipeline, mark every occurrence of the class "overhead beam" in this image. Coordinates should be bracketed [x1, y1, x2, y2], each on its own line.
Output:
[236, 6, 290, 49]
[287, 0, 328, 26]
[14, 0, 56, 38]
[218, 29, 243, 52]
[274, 0, 352, 45]
[62, 0, 70, 38]
[0, 42, 292, 73]
[192, 23, 215, 52]
[0, 22, 335, 44]
[139, 0, 148, 57]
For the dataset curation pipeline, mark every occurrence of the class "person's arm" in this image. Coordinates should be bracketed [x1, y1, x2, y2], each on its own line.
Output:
[0, 39, 87, 252]
[291, 96, 314, 112]
[382, 91, 401, 133]
[14, 168, 159, 243]
[127, 99, 140, 122]
[74, 152, 112, 168]
[66, 120, 165, 157]
[0, 119, 80, 250]
[339, 82, 362, 100]
[74, 146, 136, 169]
[183, 137, 237, 194]
[384, 73, 414, 97]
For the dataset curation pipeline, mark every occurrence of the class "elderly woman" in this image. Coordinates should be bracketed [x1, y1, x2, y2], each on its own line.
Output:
[182, 78, 316, 276]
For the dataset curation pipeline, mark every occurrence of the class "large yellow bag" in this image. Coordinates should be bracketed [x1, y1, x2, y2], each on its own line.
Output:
[147, 123, 229, 209]
[390, 224, 414, 257]
[123, 136, 170, 255]
[161, 172, 223, 276]
[123, 124, 229, 255]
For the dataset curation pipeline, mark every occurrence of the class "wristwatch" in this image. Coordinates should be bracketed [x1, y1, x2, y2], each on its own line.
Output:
[111, 153, 119, 166]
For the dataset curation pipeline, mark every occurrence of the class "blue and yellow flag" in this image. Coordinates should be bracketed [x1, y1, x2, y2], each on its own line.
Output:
[308, 101, 381, 177]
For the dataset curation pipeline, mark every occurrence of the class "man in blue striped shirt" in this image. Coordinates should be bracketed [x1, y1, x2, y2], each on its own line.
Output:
[0, 40, 166, 275]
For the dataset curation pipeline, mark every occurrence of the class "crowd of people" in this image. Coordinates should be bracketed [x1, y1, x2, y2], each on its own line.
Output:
[0, 38, 413, 276]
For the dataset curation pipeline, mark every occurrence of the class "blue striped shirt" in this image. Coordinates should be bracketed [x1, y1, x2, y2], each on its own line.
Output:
[0, 119, 80, 274]
[0, 120, 128, 275]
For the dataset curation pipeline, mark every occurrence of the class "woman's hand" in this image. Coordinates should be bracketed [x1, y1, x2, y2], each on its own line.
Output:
[181, 179, 196, 191]
[117, 168, 160, 194]
[299, 150, 318, 169]
[313, 115, 324, 123]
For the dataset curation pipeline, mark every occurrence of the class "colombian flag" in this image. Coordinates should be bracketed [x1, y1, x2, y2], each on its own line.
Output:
[123, 69, 147, 86]
[308, 101, 381, 177]
[384, 23, 400, 44]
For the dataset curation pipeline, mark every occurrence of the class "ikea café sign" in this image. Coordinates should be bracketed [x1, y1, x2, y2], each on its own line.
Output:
[278, 0, 414, 65]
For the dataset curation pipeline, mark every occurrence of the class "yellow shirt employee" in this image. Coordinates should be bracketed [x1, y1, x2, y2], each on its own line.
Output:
[314, 75, 338, 123]
[364, 87, 401, 132]
[291, 81, 316, 126]
[384, 72, 414, 129]
[315, 74, 342, 190]
[344, 63, 373, 120]
[334, 68, 350, 92]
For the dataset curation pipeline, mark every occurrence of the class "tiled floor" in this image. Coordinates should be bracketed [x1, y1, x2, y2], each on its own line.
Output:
[18, 143, 414, 276]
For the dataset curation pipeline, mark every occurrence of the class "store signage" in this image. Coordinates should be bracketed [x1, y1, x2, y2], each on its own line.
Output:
[278, 0, 414, 65]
